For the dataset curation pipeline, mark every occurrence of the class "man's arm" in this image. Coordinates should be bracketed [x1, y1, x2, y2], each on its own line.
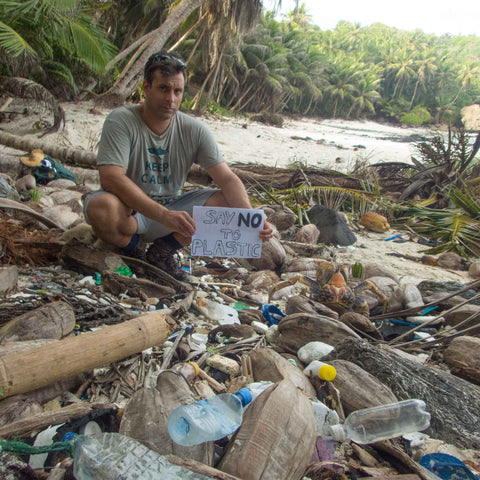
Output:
[206, 162, 273, 240]
[99, 164, 196, 237]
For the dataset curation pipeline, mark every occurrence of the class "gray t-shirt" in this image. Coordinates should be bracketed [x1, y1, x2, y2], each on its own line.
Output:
[97, 105, 224, 203]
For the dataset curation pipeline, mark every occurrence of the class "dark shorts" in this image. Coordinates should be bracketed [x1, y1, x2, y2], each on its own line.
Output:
[83, 188, 219, 242]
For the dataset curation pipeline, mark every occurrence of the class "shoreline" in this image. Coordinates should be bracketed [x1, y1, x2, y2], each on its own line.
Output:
[0, 100, 442, 172]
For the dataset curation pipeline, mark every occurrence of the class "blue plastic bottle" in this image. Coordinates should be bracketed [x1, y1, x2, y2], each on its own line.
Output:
[168, 389, 252, 446]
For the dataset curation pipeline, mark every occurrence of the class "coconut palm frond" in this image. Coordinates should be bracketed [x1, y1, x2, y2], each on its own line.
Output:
[269, 185, 379, 213]
[449, 186, 480, 218]
[0, 20, 36, 56]
[398, 206, 480, 257]
[0, 76, 64, 134]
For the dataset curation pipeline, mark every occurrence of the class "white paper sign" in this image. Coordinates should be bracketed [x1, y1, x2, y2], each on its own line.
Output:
[191, 206, 264, 258]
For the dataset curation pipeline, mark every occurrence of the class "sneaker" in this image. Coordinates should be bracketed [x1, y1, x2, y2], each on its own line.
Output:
[146, 238, 191, 282]
[121, 235, 147, 261]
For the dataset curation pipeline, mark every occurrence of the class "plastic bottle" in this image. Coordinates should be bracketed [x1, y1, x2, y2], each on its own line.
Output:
[170, 362, 200, 382]
[70, 432, 213, 479]
[311, 399, 340, 436]
[168, 389, 252, 446]
[328, 399, 430, 444]
[303, 360, 337, 381]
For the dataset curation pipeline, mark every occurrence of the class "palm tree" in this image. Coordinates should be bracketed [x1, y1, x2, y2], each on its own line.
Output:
[347, 71, 381, 119]
[324, 53, 360, 117]
[409, 47, 438, 108]
[101, 0, 267, 105]
[0, 0, 116, 94]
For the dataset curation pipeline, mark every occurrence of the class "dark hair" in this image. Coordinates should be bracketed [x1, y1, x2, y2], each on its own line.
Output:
[144, 51, 187, 84]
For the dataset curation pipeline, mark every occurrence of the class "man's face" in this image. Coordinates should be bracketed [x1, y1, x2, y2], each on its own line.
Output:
[143, 69, 185, 121]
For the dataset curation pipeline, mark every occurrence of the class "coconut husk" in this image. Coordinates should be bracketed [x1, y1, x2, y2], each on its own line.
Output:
[443, 336, 480, 385]
[329, 359, 398, 415]
[276, 313, 360, 353]
[339, 312, 383, 340]
[247, 347, 316, 397]
[286, 295, 339, 319]
[218, 379, 316, 480]
[119, 371, 214, 465]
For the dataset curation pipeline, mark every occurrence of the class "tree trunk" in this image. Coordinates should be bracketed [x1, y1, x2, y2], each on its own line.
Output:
[99, 0, 202, 106]
[326, 338, 480, 449]
[0, 131, 96, 167]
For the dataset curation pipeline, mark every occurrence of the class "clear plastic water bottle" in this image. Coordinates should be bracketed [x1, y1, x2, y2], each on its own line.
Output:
[168, 389, 252, 446]
[71, 432, 212, 479]
[311, 399, 340, 435]
[328, 399, 430, 444]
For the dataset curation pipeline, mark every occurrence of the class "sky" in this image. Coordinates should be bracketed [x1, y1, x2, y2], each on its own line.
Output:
[263, 0, 480, 37]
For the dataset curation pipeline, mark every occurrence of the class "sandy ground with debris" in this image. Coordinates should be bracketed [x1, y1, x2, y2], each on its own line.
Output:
[0, 100, 470, 283]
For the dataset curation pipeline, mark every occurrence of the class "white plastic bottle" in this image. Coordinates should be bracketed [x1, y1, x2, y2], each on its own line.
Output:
[168, 389, 252, 446]
[328, 399, 430, 444]
[71, 432, 213, 479]
[303, 360, 337, 381]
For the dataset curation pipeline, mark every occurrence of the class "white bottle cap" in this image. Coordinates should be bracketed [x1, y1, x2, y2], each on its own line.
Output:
[329, 424, 347, 441]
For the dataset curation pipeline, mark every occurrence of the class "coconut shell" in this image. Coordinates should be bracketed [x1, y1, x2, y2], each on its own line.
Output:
[248, 347, 316, 397]
[218, 379, 316, 480]
[276, 313, 360, 353]
[295, 224, 320, 244]
[330, 359, 397, 414]
[359, 212, 390, 233]
[247, 236, 287, 271]
[339, 312, 383, 340]
[286, 295, 339, 320]
[443, 336, 480, 373]
[119, 371, 214, 464]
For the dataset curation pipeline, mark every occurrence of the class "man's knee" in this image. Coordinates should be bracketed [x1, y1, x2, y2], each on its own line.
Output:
[86, 193, 130, 229]
[204, 191, 229, 207]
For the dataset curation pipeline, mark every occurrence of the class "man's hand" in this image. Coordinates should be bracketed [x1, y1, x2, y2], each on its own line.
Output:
[159, 209, 196, 237]
[260, 220, 274, 241]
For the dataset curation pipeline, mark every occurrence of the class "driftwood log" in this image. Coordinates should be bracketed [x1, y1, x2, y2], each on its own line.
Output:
[60, 243, 191, 292]
[0, 402, 116, 439]
[0, 301, 75, 342]
[101, 270, 176, 300]
[0, 312, 169, 399]
[326, 338, 480, 449]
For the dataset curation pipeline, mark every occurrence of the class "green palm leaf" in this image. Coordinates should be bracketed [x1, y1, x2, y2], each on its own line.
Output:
[0, 20, 35, 56]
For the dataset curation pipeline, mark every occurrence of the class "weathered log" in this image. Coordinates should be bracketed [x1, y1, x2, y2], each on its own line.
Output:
[0, 312, 169, 399]
[0, 301, 75, 342]
[0, 402, 116, 439]
[0, 130, 97, 167]
[326, 338, 480, 449]
[101, 271, 176, 299]
[60, 243, 191, 292]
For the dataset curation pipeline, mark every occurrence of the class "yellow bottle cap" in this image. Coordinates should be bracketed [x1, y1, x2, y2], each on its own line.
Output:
[318, 364, 336, 381]
[188, 361, 200, 377]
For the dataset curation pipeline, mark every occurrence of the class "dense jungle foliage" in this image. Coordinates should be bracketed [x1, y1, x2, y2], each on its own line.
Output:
[1, 0, 479, 125]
